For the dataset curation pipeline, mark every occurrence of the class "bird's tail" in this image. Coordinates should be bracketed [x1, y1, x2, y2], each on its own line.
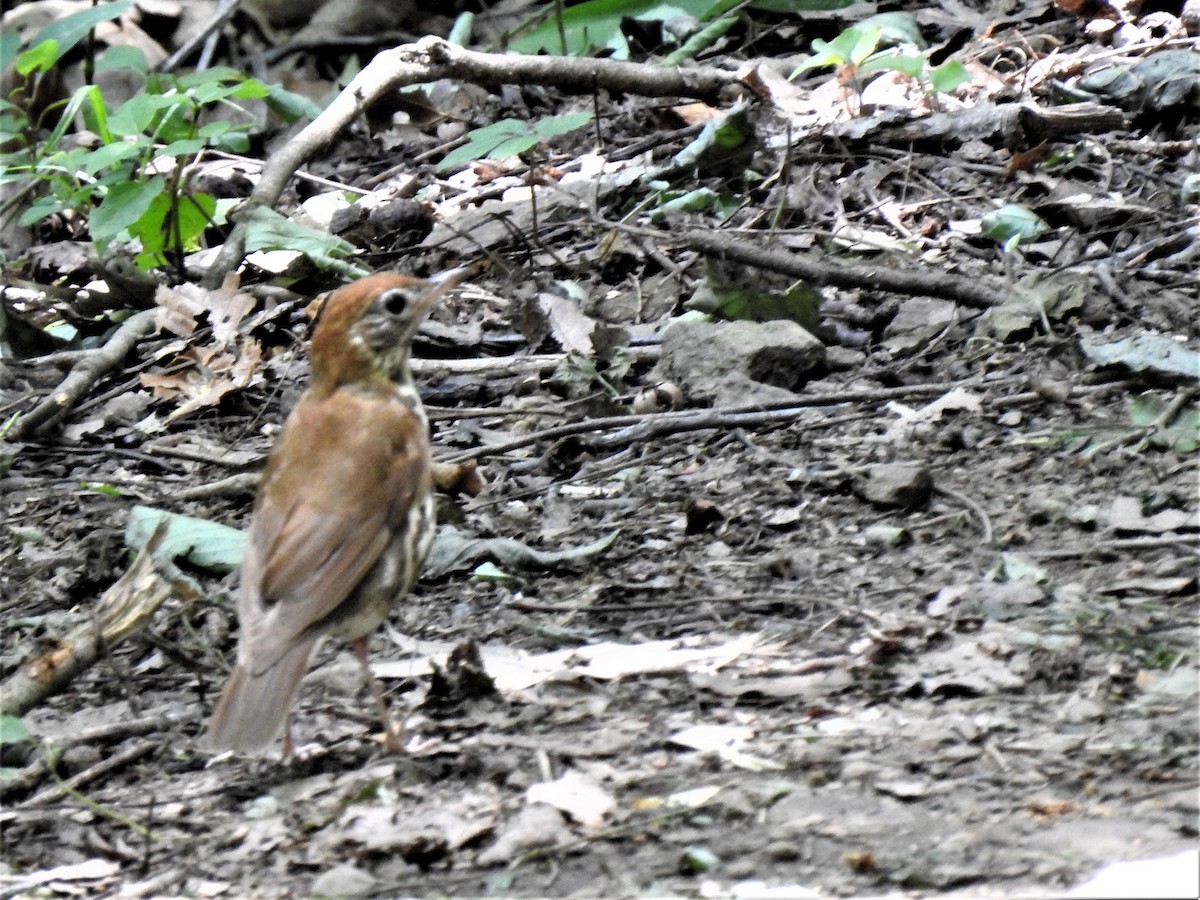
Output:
[199, 639, 316, 754]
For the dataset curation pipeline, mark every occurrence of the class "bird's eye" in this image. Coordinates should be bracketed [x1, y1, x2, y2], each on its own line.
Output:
[379, 289, 409, 316]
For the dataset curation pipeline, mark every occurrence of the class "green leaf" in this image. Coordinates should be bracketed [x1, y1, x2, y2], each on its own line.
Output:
[472, 561, 514, 582]
[18, 196, 66, 227]
[159, 138, 206, 157]
[484, 133, 540, 160]
[16, 40, 58, 76]
[859, 11, 924, 49]
[685, 268, 821, 328]
[992, 553, 1048, 584]
[929, 60, 970, 94]
[214, 131, 251, 154]
[661, 13, 739, 66]
[0, 30, 21, 74]
[1128, 392, 1166, 427]
[748, 0, 853, 11]
[108, 93, 176, 137]
[262, 83, 324, 122]
[533, 110, 593, 138]
[448, 11, 475, 46]
[0, 715, 28, 745]
[440, 120, 527, 169]
[668, 100, 752, 171]
[649, 186, 719, 215]
[860, 52, 925, 79]
[125, 505, 245, 574]
[981, 204, 1048, 248]
[89, 176, 165, 248]
[1130, 393, 1200, 454]
[681, 846, 720, 873]
[79, 140, 143, 175]
[804, 25, 881, 71]
[509, 0, 738, 59]
[439, 113, 591, 171]
[37, 84, 105, 158]
[81, 481, 122, 496]
[96, 44, 148, 73]
[243, 207, 366, 277]
[26, 0, 135, 70]
[228, 78, 271, 101]
[177, 192, 217, 241]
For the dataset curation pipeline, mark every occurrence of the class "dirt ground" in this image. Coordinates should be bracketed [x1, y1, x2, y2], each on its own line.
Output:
[2, 1, 1199, 898]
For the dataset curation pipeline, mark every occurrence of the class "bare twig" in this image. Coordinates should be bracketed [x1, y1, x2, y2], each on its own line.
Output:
[0, 713, 188, 801]
[25, 739, 159, 811]
[619, 224, 1014, 309]
[934, 485, 994, 545]
[156, 0, 245, 72]
[446, 380, 1005, 463]
[0, 524, 175, 717]
[10, 309, 158, 439]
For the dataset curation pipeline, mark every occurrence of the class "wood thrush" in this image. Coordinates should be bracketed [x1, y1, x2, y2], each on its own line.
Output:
[200, 267, 475, 754]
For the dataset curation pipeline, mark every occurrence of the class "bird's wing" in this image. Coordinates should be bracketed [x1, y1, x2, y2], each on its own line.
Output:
[235, 389, 429, 674]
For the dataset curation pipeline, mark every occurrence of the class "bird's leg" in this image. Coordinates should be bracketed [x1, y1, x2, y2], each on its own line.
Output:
[352, 637, 403, 752]
[281, 717, 295, 758]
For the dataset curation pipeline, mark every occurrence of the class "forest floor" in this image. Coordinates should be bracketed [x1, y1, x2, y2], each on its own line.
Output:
[2, 0, 1198, 897]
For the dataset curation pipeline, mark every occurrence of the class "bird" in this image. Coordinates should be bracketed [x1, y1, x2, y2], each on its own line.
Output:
[200, 266, 478, 755]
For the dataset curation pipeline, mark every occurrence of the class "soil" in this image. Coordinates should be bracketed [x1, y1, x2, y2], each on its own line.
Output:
[1, 3, 1198, 898]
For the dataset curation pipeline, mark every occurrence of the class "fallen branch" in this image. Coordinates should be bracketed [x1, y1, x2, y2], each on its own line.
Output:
[0, 713, 188, 802]
[630, 225, 1012, 309]
[10, 308, 158, 440]
[203, 36, 741, 287]
[446, 379, 1006, 463]
[0, 524, 176, 718]
[23, 739, 160, 810]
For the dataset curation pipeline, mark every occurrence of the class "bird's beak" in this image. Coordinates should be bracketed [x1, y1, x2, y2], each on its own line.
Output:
[428, 260, 489, 288]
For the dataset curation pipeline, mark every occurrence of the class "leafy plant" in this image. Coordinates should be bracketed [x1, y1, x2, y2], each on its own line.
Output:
[0, 3, 321, 272]
[507, 0, 742, 59]
[507, 0, 857, 58]
[790, 15, 970, 107]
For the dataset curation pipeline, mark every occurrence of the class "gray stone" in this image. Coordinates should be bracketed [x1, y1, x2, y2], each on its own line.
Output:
[655, 318, 825, 406]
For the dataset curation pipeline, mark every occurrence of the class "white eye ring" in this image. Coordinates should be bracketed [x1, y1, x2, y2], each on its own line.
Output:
[380, 289, 410, 316]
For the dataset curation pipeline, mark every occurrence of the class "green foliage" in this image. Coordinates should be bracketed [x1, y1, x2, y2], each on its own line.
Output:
[1048, 392, 1199, 456]
[685, 269, 821, 328]
[0, 714, 28, 745]
[125, 504, 245, 573]
[508, 0, 855, 60]
[438, 111, 593, 171]
[1128, 393, 1200, 454]
[646, 185, 738, 221]
[790, 15, 971, 103]
[16, 0, 135, 74]
[748, 0, 854, 11]
[508, 0, 740, 59]
[1, 5, 321, 272]
[981, 204, 1049, 252]
[0, 714, 29, 780]
[243, 207, 366, 277]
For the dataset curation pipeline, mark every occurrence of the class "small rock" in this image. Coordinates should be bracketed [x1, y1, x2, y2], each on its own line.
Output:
[854, 464, 933, 509]
[824, 345, 866, 370]
[476, 804, 568, 867]
[766, 839, 802, 861]
[655, 318, 825, 406]
[862, 523, 910, 547]
[310, 863, 376, 898]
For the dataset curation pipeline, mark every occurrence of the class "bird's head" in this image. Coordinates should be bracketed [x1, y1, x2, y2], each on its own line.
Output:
[309, 267, 476, 391]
